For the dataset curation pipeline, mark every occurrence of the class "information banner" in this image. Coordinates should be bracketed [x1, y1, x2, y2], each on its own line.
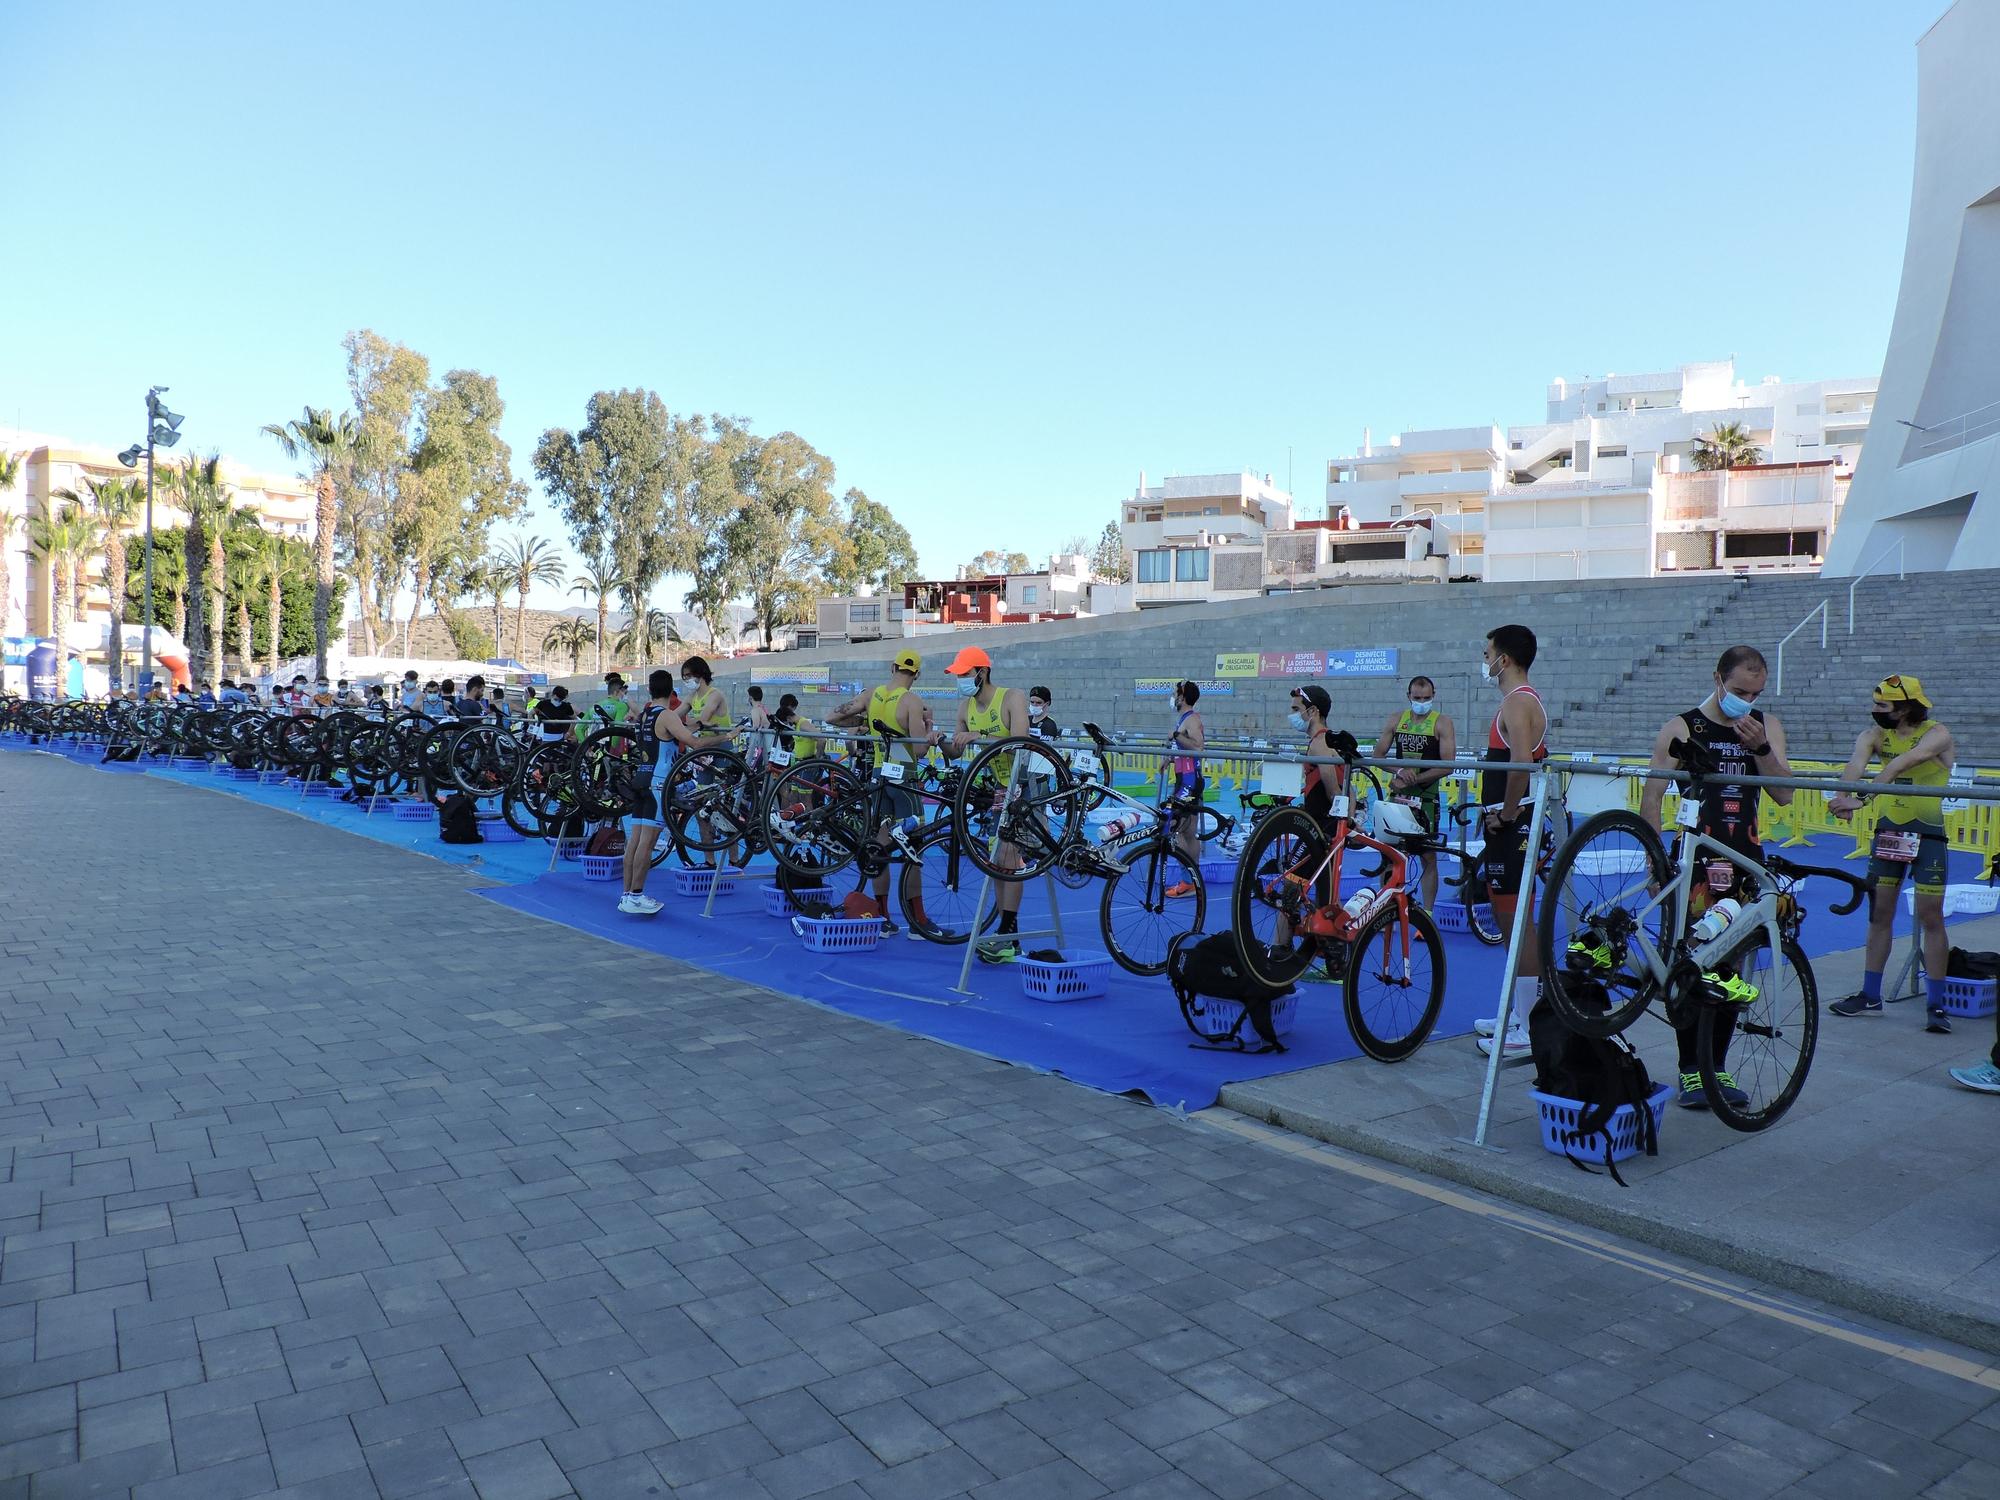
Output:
[1323, 647, 1399, 677]
[1257, 650, 1324, 678]
[751, 664, 831, 685]
[1213, 652, 1261, 678]
[1133, 677, 1234, 697]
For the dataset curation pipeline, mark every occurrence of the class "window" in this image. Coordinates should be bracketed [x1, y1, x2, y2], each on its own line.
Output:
[1388, 504, 1402, 518]
[1202, 506, 1221, 516]
[1021, 585, 1038, 605]
[1596, 445, 1627, 459]
[849, 603, 880, 624]
[1137, 549, 1173, 583]
[1175, 550, 1209, 582]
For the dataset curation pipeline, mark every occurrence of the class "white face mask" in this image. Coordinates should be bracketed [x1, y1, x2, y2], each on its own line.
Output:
[1410, 700, 1434, 718]
[1287, 711, 1308, 732]
[1028, 704, 1045, 722]
[956, 674, 979, 698]
[1480, 661, 1495, 685]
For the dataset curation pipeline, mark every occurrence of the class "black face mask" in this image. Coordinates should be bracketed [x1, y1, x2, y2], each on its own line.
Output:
[1872, 710, 1900, 730]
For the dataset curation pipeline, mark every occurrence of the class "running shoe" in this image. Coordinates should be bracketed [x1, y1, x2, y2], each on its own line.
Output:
[1474, 1016, 1499, 1037]
[1702, 971, 1759, 1005]
[618, 893, 663, 916]
[879, 917, 901, 938]
[1476, 1027, 1530, 1060]
[1947, 1061, 2000, 1094]
[1926, 1007, 1953, 1035]
[1709, 1071, 1749, 1107]
[1565, 936, 1615, 973]
[1164, 882, 1197, 900]
[1828, 993, 1883, 1018]
[1676, 1072, 1707, 1109]
[976, 937, 1021, 965]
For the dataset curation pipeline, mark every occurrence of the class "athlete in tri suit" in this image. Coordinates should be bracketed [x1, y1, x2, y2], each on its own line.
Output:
[1476, 624, 1548, 1060]
[1828, 674, 1959, 1035]
[1374, 675, 1456, 908]
[618, 668, 731, 916]
[933, 648, 1031, 963]
[1639, 645, 1793, 1108]
[829, 648, 943, 931]
[1163, 681, 1206, 892]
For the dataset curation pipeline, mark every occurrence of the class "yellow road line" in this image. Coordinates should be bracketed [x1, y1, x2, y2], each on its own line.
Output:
[1197, 1109, 2000, 1393]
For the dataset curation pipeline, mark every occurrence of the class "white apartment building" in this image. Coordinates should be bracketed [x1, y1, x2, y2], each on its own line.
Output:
[1324, 360, 1878, 582]
[1118, 471, 1294, 607]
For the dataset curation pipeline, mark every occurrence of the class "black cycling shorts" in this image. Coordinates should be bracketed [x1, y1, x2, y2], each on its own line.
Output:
[1482, 815, 1530, 898]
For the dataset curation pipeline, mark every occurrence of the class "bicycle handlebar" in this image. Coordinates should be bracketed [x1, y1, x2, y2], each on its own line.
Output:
[1763, 854, 1870, 916]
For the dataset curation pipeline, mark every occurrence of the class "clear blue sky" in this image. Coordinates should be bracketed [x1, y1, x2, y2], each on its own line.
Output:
[0, 0, 1936, 610]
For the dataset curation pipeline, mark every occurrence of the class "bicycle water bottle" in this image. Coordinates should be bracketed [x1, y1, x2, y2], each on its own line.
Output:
[1341, 887, 1376, 922]
[1691, 898, 1741, 944]
[1098, 812, 1141, 843]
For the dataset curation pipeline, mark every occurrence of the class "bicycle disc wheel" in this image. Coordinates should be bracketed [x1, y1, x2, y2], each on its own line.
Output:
[765, 759, 867, 883]
[1538, 809, 1673, 1040]
[1100, 840, 1203, 976]
[1344, 900, 1445, 1063]
[900, 825, 998, 945]
[1230, 807, 1329, 990]
[1700, 933, 1817, 1131]
[951, 736, 1077, 882]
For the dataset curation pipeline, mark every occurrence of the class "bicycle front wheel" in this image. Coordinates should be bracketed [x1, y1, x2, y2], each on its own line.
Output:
[1100, 841, 1203, 976]
[1700, 933, 1818, 1131]
[662, 747, 755, 854]
[900, 824, 997, 945]
[765, 759, 867, 883]
[951, 736, 1078, 882]
[1230, 807, 1330, 990]
[1343, 900, 1444, 1063]
[1538, 810, 1674, 1040]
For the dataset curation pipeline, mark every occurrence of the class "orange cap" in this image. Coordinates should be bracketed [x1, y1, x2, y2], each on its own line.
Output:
[945, 646, 991, 675]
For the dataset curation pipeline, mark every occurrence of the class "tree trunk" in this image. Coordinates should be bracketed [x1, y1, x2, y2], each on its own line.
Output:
[492, 597, 503, 656]
[405, 558, 430, 658]
[238, 598, 252, 675]
[208, 534, 225, 691]
[172, 593, 185, 642]
[70, 558, 86, 623]
[312, 469, 335, 679]
[267, 573, 282, 682]
[354, 566, 379, 656]
[51, 575, 68, 693]
[183, 532, 207, 682]
[105, 536, 126, 691]
[595, 601, 606, 672]
[514, 588, 527, 665]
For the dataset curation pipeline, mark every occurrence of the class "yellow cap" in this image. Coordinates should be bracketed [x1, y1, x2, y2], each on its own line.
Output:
[892, 648, 922, 674]
[1875, 673, 1931, 709]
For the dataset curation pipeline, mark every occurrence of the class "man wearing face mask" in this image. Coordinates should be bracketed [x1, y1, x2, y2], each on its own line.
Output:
[1375, 675, 1456, 909]
[828, 648, 944, 932]
[1474, 625, 1548, 1062]
[1828, 675, 1957, 1032]
[937, 648, 1032, 960]
[1637, 644, 1792, 1107]
[1027, 686, 1060, 742]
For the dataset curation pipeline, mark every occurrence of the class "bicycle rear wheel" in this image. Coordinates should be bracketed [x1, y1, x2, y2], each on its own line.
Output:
[1538, 810, 1673, 1039]
[1700, 933, 1817, 1131]
[1229, 807, 1329, 990]
[662, 748, 754, 854]
[1100, 840, 1203, 976]
[765, 759, 868, 883]
[1343, 900, 1445, 1062]
[952, 736, 1078, 882]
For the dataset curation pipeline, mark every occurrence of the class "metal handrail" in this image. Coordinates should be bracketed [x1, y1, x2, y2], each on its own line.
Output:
[1774, 598, 1828, 696]
[1847, 537, 1905, 634]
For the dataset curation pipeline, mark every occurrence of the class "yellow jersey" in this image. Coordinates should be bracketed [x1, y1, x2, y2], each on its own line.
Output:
[1875, 718, 1950, 825]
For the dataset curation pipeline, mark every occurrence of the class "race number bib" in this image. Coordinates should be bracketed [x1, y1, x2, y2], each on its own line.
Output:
[1706, 860, 1735, 893]
[1327, 794, 1351, 821]
[1675, 797, 1700, 830]
[877, 760, 903, 783]
[767, 747, 792, 768]
[1872, 827, 1920, 863]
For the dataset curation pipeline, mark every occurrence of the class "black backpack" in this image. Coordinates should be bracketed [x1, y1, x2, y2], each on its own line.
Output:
[1947, 947, 2000, 981]
[1168, 930, 1296, 1053]
[1528, 996, 1656, 1186]
[437, 793, 483, 845]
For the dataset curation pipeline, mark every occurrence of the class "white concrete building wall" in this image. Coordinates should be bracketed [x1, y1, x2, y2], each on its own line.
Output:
[1822, 0, 2000, 575]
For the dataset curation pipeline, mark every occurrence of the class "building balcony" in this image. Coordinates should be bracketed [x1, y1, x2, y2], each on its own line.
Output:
[1133, 577, 1262, 607]
[1265, 554, 1448, 590]
[1398, 469, 1498, 499]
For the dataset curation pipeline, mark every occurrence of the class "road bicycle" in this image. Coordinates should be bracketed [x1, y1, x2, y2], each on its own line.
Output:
[950, 723, 1208, 976]
[1536, 739, 1868, 1130]
[1226, 731, 1444, 1063]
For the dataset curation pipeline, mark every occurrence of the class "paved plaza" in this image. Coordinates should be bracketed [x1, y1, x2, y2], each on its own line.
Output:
[4, 752, 1999, 1500]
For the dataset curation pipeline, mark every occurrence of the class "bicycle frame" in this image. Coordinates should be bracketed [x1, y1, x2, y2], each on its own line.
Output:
[1273, 791, 1415, 945]
[1584, 821, 1788, 991]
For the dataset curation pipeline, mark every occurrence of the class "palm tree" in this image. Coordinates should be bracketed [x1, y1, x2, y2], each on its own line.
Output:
[77, 479, 141, 690]
[25, 503, 95, 685]
[262, 407, 362, 678]
[1692, 421, 1763, 471]
[494, 534, 567, 664]
[222, 511, 264, 676]
[252, 528, 292, 682]
[165, 454, 230, 687]
[474, 560, 508, 661]
[0, 450, 22, 641]
[541, 617, 594, 672]
[615, 607, 681, 662]
[568, 557, 626, 674]
[46, 487, 102, 636]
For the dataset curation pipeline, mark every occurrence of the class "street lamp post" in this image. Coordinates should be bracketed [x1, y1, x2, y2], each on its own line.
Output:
[120, 388, 182, 693]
